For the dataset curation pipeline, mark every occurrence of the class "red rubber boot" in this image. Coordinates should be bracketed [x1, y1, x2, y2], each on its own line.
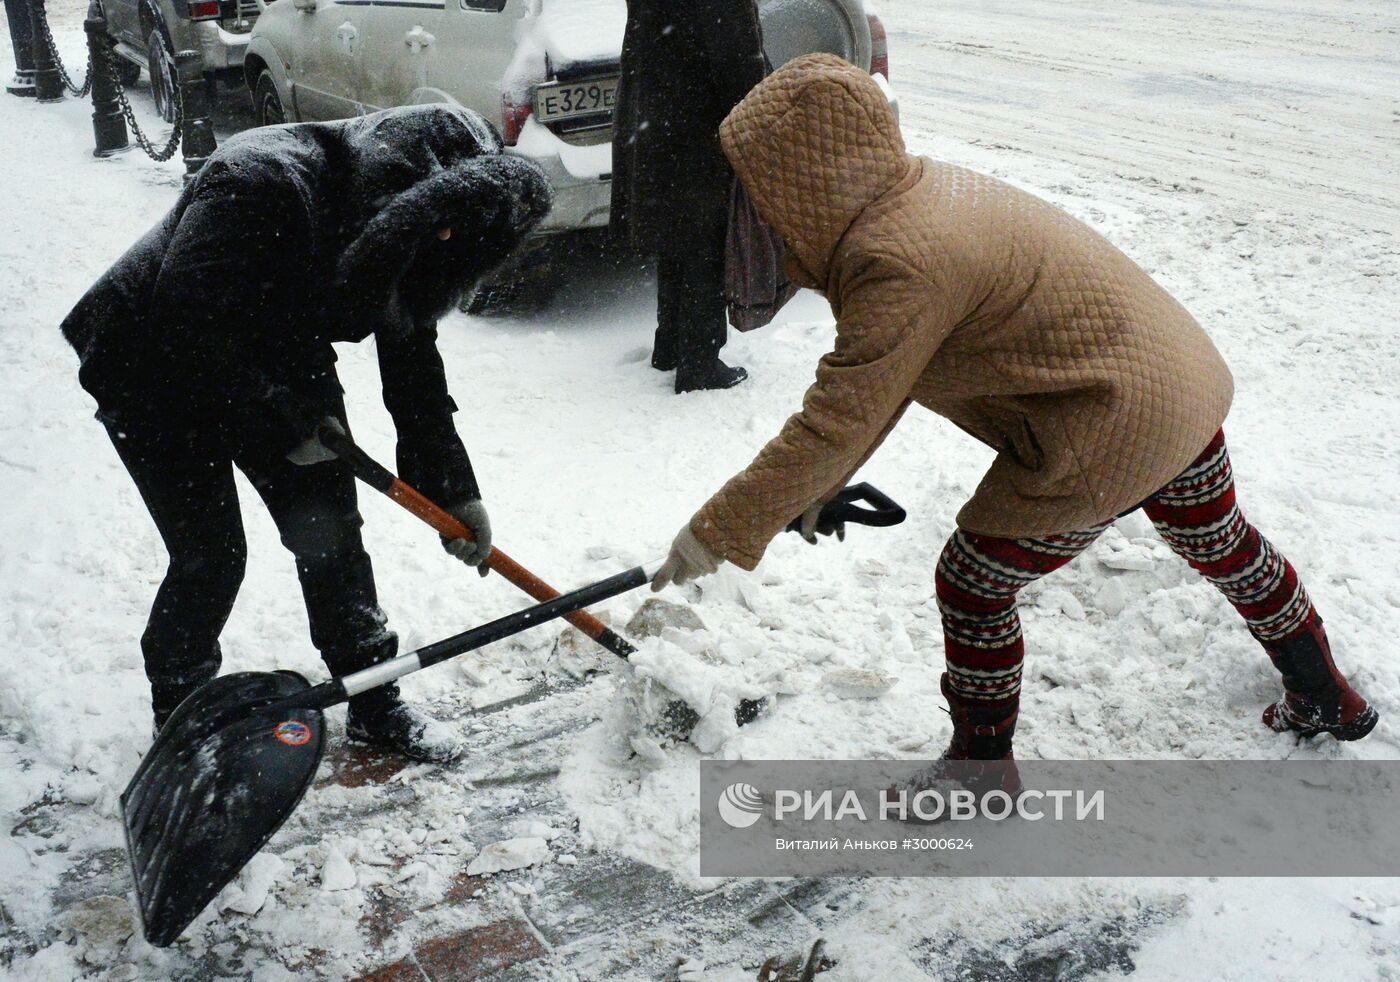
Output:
[1261, 617, 1378, 741]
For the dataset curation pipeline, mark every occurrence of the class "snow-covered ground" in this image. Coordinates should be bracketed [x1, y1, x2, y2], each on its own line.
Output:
[3, 0, 1399, 979]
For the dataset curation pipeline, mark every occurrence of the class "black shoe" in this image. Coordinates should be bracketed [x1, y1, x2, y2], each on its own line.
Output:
[346, 688, 463, 764]
[651, 347, 677, 371]
[151, 677, 208, 733]
[675, 359, 748, 393]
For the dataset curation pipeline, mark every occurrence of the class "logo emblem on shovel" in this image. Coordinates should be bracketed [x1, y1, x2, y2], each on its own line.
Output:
[274, 720, 312, 747]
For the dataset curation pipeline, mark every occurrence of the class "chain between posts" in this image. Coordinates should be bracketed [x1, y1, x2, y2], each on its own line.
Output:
[96, 29, 183, 161]
[32, 0, 91, 95]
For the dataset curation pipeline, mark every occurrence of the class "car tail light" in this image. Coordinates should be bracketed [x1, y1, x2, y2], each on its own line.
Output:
[501, 94, 532, 146]
[867, 13, 889, 80]
[186, 0, 221, 19]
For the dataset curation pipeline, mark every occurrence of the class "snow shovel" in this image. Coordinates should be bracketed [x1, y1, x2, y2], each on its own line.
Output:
[122, 557, 667, 948]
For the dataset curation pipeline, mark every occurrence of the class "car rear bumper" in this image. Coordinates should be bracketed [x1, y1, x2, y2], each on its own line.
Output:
[510, 147, 613, 234]
[176, 19, 250, 73]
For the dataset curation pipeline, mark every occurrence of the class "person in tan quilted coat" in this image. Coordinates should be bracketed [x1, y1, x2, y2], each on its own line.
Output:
[651, 54, 1376, 760]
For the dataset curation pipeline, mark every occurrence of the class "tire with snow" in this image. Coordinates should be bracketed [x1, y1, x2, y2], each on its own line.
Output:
[147, 26, 179, 123]
[462, 240, 562, 316]
[462, 268, 547, 315]
[255, 71, 286, 126]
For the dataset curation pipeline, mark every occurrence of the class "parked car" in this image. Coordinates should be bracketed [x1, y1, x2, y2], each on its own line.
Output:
[99, 0, 260, 121]
[244, 0, 890, 239]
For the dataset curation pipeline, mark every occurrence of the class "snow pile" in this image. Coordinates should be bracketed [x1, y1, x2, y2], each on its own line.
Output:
[503, 0, 625, 100]
[531, 0, 626, 67]
[513, 115, 612, 179]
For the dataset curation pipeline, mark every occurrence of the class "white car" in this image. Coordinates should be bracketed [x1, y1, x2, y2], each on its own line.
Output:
[245, 0, 890, 236]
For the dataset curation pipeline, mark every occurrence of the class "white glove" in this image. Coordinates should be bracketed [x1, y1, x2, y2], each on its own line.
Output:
[285, 416, 345, 467]
[442, 498, 492, 576]
[651, 524, 721, 592]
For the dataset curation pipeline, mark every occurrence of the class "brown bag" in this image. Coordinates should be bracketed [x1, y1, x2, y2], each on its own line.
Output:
[724, 178, 799, 331]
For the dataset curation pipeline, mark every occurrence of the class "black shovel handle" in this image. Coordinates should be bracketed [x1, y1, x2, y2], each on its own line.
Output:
[293, 560, 661, 711]
[784, 483, 907, 536]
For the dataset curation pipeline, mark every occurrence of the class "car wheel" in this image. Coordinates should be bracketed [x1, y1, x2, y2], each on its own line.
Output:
[112, 54, 142, 88]
[147, 26, 179, 123]
[462, 274, 529, 315]
[255, 70, 286, 126]
[462, 254, 561, 315]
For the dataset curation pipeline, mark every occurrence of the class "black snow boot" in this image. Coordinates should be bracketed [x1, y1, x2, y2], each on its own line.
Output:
[346, 684, 464, 764]
[675, 358, 748, 393]
[1261, 617, 1378, 741]
[651, 330, 677, 371]
[151, 672, 214, 734]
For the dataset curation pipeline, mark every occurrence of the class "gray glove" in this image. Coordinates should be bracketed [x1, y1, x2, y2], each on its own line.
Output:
[286, 416, 345, 467]
[442, 498, 492, 576]
[651, 524, 722, 592]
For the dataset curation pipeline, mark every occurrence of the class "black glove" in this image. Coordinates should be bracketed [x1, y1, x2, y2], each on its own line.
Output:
[797, 500, 845, 543]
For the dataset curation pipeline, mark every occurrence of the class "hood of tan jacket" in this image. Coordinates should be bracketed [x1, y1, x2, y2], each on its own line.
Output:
[719, 53, 915, 289]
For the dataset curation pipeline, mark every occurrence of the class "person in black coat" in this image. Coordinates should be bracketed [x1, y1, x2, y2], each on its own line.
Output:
[61, 105, 551, 762]
[611, 0, 766, 393]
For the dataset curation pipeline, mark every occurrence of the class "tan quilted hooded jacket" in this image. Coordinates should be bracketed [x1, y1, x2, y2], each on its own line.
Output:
[690, 54, 1234, 570]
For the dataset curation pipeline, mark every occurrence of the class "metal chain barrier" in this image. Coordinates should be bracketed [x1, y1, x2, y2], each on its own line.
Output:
[93, 26, 183, 161]
[32, 0, 91, 96]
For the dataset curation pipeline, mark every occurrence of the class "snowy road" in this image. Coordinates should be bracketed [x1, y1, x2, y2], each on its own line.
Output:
[3, 0, 1400, 979]
[892, 0, 1400, 231]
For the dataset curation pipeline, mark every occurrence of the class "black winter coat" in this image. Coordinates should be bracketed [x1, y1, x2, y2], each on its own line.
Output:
[610, 0, 766, 252]
[62, 105, 551, 504]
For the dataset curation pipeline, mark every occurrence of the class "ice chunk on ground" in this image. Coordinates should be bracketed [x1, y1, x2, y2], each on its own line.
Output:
[320, 845, 357, 892]
[466, 837, 550, 875]
[823, 667, 898, 699]
[626, 597, 707, 639]
[59, 896, 133, 967]
[221, 854, 288, 914]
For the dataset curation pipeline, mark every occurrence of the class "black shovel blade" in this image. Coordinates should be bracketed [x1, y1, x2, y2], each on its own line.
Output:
[121, 670, 326, 947]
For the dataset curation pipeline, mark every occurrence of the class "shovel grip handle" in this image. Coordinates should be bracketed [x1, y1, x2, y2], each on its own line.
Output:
[318, 428, 634, 658]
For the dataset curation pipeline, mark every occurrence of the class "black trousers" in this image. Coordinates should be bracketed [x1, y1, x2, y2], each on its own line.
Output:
[103, 404, 396, 705]
[654, 216, 728, 370]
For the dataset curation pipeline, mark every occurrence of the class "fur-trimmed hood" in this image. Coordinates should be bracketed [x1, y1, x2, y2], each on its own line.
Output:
[333, 151, 552, 335]
[204, 104, 553, 336]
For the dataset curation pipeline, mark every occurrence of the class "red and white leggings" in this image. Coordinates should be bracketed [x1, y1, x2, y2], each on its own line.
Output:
[936, 430, 1316, 709]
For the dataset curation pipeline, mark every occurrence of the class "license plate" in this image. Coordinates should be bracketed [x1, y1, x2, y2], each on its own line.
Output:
[534, 76, 619, 124]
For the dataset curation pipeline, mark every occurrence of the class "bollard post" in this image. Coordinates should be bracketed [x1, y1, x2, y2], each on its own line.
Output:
[175, 51, 215, 178]
[25, 0, 63, 101]
[84, 0, 127, 156]
[3, 0, 37, 96]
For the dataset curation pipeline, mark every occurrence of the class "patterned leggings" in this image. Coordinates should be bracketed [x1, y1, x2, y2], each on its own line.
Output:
[936, 430, 1316, 708]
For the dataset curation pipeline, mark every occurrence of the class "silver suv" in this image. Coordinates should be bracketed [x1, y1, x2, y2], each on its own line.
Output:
[99, 0, 260, 121]
[245, 0, 890, 236]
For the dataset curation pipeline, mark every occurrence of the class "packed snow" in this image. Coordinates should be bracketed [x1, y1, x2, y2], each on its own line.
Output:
[3, 0, 1399, 979]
